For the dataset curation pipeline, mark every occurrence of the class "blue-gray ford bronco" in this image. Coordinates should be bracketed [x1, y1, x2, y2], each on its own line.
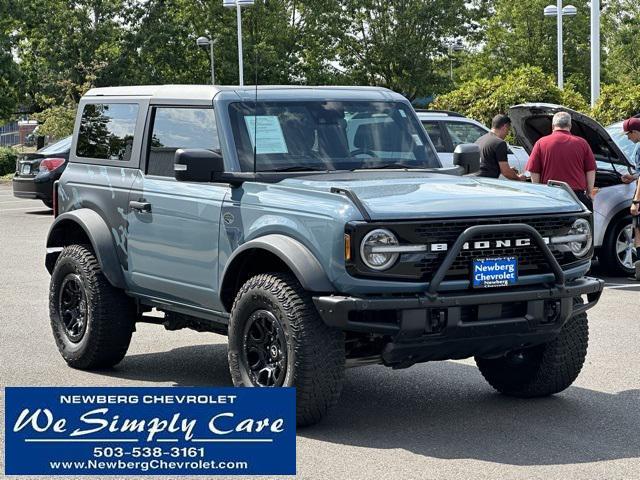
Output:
[46, 85, 604, 425]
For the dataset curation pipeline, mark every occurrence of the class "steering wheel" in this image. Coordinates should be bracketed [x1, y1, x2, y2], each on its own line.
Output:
[350, 148, 379, 159]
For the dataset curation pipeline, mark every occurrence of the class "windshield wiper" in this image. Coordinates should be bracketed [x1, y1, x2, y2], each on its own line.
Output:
[271, 166, 330, 172]
[354, 163, 420, 170]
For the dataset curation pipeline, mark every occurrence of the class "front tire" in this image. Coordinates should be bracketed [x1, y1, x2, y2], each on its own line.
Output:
[49, 245, 135, 369]
[227, 273, 345, 426]
[475, 300, 588, 397]
[601, 215, 636, 276]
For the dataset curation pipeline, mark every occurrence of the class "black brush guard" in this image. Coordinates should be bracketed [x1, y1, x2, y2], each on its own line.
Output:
[314, 223, 604, 366]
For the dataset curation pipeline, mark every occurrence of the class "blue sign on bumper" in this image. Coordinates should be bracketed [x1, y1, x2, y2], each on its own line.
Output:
[4, 387, 296, 476]
[472, 257, 518, 288]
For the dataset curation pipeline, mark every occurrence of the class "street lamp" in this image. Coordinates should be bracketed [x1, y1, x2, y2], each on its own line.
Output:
[445, 40, 464, 82]
[544, 2, 577, 90]
[590, 0, 600, 107]
[223, 0, 255, 86]
[196, 36, 215, 85]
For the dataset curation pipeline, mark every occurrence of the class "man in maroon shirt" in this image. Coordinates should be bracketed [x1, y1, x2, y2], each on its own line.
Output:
[526, 111, 597, 210]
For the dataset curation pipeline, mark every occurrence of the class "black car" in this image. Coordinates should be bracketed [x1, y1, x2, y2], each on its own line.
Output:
[12, 136, 71, 208]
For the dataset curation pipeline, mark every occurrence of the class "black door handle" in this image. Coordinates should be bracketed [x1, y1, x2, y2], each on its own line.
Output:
[129, 200, 152, 213]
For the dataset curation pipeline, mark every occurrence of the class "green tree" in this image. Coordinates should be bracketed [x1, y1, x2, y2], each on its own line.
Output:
[433, 66, 588, 126]
[602, 0, 640, 84]
[115, 0, 343, 86]
[333, 0, 469, 100]
[34, 104, 77, 139]
[592, 81, 640, 125]
[456, 0, 592, 97]
[12, 0, 125, 110]
[0, 0, 21, 121]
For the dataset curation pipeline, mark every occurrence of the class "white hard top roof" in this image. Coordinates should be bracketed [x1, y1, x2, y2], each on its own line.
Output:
[83, 84, 401, 103]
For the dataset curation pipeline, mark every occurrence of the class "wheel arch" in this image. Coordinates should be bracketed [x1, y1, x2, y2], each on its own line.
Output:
[219, 234, 335, 312]
[46, 210, 126, 289]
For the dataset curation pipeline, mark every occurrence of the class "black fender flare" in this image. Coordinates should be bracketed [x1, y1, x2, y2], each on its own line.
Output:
[220, 234, 335, 304]
[46, 209, 126, 289]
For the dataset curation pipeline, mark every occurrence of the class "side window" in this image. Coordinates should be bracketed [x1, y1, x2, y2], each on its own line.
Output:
[444, 121, 487, 148]
[76, 103, 138, 161]
[147, 107, 219, 177]
[421, 121, 448, 152]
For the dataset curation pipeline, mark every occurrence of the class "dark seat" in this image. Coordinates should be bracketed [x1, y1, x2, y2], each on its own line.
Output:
[353, 121, 406, 151]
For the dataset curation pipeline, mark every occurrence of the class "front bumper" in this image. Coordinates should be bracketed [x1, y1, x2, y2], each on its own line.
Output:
[313, 277, 603, 365]
[315, 221, 604, 366]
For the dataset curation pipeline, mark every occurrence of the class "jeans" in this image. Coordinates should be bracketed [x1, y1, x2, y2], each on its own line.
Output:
[574, 190, 593, 211]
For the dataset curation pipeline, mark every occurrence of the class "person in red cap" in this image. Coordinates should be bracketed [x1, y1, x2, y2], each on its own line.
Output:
[621, 117, 640, 184]
[622, 117, 640, 279]
[526, 111, 597, 210]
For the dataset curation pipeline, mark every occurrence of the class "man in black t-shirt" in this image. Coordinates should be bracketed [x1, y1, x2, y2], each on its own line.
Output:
[475, 114, 524, 181]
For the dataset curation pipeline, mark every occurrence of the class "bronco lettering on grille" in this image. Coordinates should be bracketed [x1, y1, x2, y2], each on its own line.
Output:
[429, 237, 550, 253]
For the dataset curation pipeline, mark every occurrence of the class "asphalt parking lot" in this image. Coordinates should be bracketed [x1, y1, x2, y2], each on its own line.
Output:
[1, 181, 639, 480]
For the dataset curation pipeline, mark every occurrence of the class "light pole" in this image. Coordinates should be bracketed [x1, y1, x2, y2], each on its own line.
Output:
[590, 0, 600, 107]
[223, 0, 255, 86]
[196, 36, 215, 85]
[445, 40, 464, 82]
[544, 2, 577, 90]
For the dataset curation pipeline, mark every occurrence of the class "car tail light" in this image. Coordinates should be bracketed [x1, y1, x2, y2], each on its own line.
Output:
[53, 181, 59, 217]
[39, 157, 66, 173]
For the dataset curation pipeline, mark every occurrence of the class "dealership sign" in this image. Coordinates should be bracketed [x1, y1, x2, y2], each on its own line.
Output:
[5, 387, 296, 475]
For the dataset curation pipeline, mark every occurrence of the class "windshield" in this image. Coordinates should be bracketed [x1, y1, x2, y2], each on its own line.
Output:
[39, 136, 72, 155]
[229, 101, 441, 172]
[606, 122, 639, 167]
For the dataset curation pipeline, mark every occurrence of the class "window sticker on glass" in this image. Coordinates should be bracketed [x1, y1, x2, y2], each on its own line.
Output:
[412, 134, 423, 146]
[244, 116, 289, 154]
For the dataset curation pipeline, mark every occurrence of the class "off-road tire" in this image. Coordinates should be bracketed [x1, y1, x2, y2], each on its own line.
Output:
[49, 244, 135, 369]
[227, 273, 345, 426]
[601, 214, 636, 276]
[475, 299, 588, 397]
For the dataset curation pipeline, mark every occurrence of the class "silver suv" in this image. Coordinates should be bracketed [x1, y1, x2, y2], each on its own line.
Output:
[509, 104, 639, 276]
[416, 110, 529, 172]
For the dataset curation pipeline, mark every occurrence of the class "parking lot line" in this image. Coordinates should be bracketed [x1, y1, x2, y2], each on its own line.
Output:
[0, 199, 34, 204]
[0, 206, 49, 212]
[605, 283, 640, 290]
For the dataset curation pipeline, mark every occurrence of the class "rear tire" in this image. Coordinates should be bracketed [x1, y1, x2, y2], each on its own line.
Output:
[475, 298, 588, 397]
[227, 273, 345, 426]
[49, 245, 135, 369]
[42, 199, 53, 209]
[601, 214, 636, 276]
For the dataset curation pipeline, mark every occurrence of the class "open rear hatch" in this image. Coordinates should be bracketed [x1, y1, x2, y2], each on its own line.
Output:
[509, 103, 634, 187]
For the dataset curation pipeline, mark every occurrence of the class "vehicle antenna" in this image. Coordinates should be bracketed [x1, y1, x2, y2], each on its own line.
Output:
[252, 0, 260, 175]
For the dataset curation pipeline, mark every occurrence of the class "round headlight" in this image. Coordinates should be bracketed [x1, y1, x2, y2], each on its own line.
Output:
[360, 229, 399, 271]
[568, 218, 593, 257]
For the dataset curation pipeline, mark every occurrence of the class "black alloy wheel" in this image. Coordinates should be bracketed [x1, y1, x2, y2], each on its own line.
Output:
[242, 309, 288, 387]
[58, 273, 88, 342]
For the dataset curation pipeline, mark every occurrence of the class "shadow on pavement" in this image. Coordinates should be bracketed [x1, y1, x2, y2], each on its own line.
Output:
[25, 209, 53, 215]
[89, 344, 639, 466]
[303, 361, 640, 466]
[96, 343, 233, 387]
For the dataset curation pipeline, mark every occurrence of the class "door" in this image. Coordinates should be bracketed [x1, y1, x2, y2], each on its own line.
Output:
[126, 105, 229, 311]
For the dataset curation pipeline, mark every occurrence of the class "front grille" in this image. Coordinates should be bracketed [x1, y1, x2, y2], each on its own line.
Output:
[347, 214, 586, 282]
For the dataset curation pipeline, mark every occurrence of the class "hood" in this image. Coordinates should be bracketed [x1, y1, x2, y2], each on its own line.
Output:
[278, 171, 582, 220]
[509, 103, 632, 167]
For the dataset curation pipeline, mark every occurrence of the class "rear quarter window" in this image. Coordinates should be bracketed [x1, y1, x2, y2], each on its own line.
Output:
[76, 103, 139, 161]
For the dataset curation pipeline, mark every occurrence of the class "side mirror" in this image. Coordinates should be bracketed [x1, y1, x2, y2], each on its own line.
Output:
[453, 143, 480, 174]
[174, 149, 224, 182]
